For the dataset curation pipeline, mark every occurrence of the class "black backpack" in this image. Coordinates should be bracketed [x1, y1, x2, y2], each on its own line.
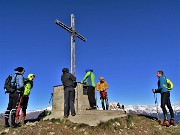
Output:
[4, 74, 17, 93]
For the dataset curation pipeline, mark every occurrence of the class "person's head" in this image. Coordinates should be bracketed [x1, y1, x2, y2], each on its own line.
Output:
[99, 77, 105, 82]
[156, 70, 164, 78]
[62, 68, 69, 73]
[14, 67, 25, 74]
[28, 74, 35, 81]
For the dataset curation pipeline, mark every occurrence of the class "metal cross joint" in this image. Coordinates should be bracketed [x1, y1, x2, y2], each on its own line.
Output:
[70, 29, 76, 36]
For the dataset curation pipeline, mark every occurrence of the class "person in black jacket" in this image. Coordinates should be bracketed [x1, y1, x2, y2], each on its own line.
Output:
[61, 68, 77, 118]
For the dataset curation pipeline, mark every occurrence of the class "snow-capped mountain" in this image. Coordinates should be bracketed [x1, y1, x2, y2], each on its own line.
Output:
[45, 106, 52, 111]
[126, 103, 180, 114]
[109, 102, 180, 124]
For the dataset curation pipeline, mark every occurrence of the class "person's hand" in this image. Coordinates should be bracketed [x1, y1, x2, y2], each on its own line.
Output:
[152, 89, 156, 93]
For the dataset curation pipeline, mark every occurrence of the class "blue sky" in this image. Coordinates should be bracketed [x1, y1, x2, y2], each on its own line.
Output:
[0, 0, 179, 113]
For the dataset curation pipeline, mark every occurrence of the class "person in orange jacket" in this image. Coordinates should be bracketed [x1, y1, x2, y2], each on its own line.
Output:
[96, 77, 109, 110]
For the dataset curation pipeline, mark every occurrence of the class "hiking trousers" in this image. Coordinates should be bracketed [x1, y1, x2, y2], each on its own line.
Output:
[16, 95, 29, 121]
[87, 86, 96, 108]
[161, 92, 174, 120]
[5, 92, 20, 126]
[64, 87, 75, 117]
[101, 98, 109, 110]
[100, 91, 108, 110]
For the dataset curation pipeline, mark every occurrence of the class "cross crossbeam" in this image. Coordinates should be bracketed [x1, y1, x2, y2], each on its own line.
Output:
[55, 14, 86, 76]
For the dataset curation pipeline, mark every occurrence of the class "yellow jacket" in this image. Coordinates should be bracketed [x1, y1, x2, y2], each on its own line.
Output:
[96, 81, 108, 92]
[24, 74, 35, 96]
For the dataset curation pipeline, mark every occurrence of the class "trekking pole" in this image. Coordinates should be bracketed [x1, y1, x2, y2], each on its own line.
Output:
[48, 93, 53, 107]
[154, 93, 159, 120]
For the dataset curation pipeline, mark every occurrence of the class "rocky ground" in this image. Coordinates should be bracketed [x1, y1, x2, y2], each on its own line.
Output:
[0, 114, 180, 135]
[45, 110, 127, 126]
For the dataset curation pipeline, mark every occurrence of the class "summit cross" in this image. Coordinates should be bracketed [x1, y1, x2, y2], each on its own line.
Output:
[55, 14, 86, 76]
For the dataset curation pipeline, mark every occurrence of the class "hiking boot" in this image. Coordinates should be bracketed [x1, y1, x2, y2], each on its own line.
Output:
[86, 106, 97, 110]
[163, 120, 170, 127]
[92, 106, 97, 110]
[11, 113, 16, 124]
[86, 108, 91, 110]
[63, 116, 68, 118]
[169, 119, 175, 126]
[4, 117, 10, 128]
[11, 124, 18, 128]
[86, 107, 93, 110]
[106, 105, 109, 110]
[158, 120, 163, 125]
[71, 113, 76, 116]
[4, 124, 10, 128]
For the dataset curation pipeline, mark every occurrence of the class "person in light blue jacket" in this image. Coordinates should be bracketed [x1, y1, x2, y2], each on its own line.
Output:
[4, 67, 25, 128]
[12, 70, 24, 92]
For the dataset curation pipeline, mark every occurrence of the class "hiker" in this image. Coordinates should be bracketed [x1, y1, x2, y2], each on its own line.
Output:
[81, 69, 96, 110]
[4, 67, 25, 128]
[96, 77, 109, 110]
[117, 103, 125, 110]
[152, 70, 175, 126]
[61, 68, 76, 118]
[117, 103, 126, 113]
[15, 74, 35, 124]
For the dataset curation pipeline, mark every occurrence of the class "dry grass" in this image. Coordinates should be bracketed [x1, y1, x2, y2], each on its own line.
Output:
[0, 114, 180, 135]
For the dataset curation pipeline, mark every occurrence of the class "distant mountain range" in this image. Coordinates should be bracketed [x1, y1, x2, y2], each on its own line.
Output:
[0, 109, 50, 125]
[109, 102, 180, 124]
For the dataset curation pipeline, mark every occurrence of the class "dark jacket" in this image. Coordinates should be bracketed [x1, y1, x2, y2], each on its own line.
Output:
[61, 73, 76, 89]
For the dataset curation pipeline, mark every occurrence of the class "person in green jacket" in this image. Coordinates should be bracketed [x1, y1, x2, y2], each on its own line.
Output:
[81, 69, 96, 110]
[15, 74, 35, 124]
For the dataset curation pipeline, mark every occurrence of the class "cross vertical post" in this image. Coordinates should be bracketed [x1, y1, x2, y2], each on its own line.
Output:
[71, 14, 75, 76]
[55, 14, 86, 77]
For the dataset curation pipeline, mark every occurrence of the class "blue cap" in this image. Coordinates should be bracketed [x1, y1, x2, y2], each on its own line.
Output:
[86, 68, 93, 73]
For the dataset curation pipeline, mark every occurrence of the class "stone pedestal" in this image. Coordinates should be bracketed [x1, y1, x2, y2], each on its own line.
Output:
[52, 83, 90, 115]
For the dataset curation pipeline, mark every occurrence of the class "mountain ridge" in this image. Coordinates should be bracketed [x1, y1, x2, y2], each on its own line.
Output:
[109, 102, 180, 124]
